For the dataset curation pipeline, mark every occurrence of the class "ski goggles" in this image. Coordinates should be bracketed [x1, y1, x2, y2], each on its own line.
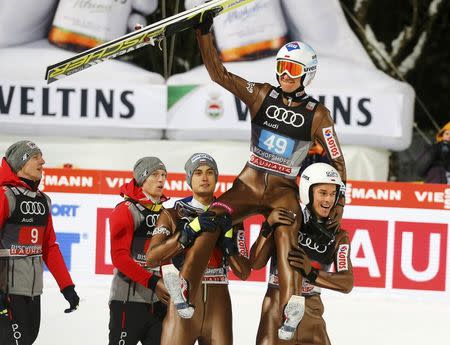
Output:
[276, 60, 304, 78]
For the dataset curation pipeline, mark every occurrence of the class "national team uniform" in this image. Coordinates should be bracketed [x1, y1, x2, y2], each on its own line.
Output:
[0, 158, 74, 345]
[257, 208, 353, 345]
[108, 179, 167, 345]
[151, 196, 249, 345]
[174, 30, 347, 337]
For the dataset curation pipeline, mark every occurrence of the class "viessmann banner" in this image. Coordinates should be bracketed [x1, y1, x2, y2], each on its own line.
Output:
[42, 168, 450, 294]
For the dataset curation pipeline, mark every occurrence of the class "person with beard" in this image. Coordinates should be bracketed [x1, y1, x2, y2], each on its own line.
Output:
[250, 163, 353, 345]
[164, 14, 346, 341]
[108, 157, 170, 345]
[0, 140, 79, 345]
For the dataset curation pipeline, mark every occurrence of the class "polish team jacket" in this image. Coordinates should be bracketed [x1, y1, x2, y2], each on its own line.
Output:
[0, 158, 73, 296]
[109, 179, 166, 303]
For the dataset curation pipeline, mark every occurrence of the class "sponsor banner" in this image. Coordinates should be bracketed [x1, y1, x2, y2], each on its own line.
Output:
[213, 0, 288, 61]
[41, 167, 450, 294]
[166, 84, 411, 150]
[0, 80, 166, 138]
[40, 168, 450, 210]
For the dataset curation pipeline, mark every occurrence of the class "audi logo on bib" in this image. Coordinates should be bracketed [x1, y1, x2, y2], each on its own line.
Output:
[298, 232, 328, 253]
[20, 201, 46, 215]
[266, 105, 305, 128]
[145, 214, 158, 228]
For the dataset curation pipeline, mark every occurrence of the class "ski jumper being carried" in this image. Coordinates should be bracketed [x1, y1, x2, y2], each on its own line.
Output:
[251, 163, 353, 344]
[166, 16, 346, 341]
[146, 153, 250, 345]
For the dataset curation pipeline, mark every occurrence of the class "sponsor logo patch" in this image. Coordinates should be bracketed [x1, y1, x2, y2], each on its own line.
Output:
[306, 101, 315, 111]
[249, 154, 292, 174]
[337, 244, 349, 271]
[246, 82, 255, 94]
[269, 90, 279, 99]
[322, 126, 342, 159]
[286, 42, 300, 51]
[210, 201, 234, 215]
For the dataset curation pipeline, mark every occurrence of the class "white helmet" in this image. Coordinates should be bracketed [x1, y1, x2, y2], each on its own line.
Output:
[276, 41, 318, 86]
[299, 163, 341, 207]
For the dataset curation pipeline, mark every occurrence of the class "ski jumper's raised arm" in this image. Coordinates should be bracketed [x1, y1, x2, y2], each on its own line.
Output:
[196, 30, 271, 119]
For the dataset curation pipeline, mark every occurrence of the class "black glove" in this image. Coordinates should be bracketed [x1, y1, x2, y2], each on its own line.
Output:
[195, 9, 214, 35]
[288, 247, 319, 283]
[0, 291, 8, 318]
[260, 220, 274, 238]
[177, 218, 200, 248]
[147, 275, 160, 291]
[218, 228, 238, 257]
[61, 285, 79, 313]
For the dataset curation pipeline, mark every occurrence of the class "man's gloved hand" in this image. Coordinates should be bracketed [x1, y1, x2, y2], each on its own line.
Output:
[177, 219, 199, 248]
[267, 207, 296, 228]
[218, 228, 238, 257]
[260, 207, 296, 238]
[148, 276, 170, 305]
[178, 211, 228, 248]
[195, 9, 215, 35]
[288, 247, 318, 283]
[198, 210, 220, 231]
[0, 291, 9, 318]
[61, 285, 80, 313]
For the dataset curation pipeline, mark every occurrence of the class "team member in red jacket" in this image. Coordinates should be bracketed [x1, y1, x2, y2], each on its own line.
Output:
[108, 157, 170, 345]
[0, 140, 79, 345]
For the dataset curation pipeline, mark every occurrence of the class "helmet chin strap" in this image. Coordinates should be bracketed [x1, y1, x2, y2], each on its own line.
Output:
[277, 75, 308, 106]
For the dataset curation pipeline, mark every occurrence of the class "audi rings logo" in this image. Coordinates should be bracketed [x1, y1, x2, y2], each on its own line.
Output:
[266, 105, 305, 127]
[145, 214, 159, 228]
[298, 232, 328, 253]
[20, 201, 46, 215]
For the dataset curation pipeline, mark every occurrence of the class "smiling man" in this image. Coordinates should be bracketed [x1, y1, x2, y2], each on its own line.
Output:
[0, 140, 79, 345]
[165, 14, 347, 341]
[250, 162, 353, 345]
[108, 157, 170, 345]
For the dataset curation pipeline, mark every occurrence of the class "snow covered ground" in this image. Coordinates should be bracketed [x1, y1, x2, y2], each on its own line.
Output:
[36, 280, 450, 345]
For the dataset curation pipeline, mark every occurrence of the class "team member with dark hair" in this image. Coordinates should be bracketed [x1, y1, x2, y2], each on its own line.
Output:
[147, 153, 250, 345]
[0, 140, 79, 345]
[108, 157, 170, 345]
[251, 163, 353, 345]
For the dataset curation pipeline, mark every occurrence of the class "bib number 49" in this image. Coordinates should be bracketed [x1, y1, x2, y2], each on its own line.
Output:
[259, 130, 294, 158]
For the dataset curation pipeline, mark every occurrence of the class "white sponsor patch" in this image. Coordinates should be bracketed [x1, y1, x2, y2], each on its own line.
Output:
[306, 101, 315, 111]
[152, 226, 171, 237]
[246, 82, 255, 94]
[337, 244, 349, 271]
[269, 90, 279, 99]
[322, 126, 342, 159]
